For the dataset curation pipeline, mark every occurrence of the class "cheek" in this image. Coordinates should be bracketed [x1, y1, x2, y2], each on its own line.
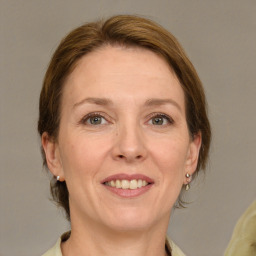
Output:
[152, 137, 188, 169]
[149, 135, 189, 188]
[147, 138, 188, 215]
[59, 132, 110, 179]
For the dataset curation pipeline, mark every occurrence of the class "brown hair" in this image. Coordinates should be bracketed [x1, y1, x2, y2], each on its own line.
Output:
[38, 15, 211, 220]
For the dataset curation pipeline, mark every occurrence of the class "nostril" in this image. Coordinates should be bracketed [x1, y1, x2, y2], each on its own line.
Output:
[117, 154, 143, 160]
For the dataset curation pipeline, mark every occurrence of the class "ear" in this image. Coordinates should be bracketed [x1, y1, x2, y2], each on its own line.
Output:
[184, 132, 202, 181]
[41, 132, 65, 181]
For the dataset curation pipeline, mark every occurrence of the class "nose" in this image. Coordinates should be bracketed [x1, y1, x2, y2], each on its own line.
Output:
[112, 121, 147, 163]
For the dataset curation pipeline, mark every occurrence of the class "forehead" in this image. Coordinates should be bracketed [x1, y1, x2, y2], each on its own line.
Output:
[62, 45, 185, 110]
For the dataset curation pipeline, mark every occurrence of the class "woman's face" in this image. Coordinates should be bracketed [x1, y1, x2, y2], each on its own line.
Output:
[44, 46, 201, 232]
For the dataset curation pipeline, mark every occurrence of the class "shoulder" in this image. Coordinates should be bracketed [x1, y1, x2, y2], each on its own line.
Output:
[41, 232, 71, 256]
[166, 236, 186, 256]
[41, 238, 62, 256]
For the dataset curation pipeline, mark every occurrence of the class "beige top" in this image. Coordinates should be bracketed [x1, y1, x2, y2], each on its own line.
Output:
[42, 232, 185, 256]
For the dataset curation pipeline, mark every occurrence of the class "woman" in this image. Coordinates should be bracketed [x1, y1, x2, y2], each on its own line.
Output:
[39, 15, 211, 256]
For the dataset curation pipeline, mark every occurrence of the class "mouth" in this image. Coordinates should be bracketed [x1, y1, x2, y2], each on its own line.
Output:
[104, 179, 149, 189]
[101, 174, 154, 197]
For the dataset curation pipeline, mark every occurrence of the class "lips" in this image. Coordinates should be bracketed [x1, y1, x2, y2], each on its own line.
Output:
[101, 173, 154, 197]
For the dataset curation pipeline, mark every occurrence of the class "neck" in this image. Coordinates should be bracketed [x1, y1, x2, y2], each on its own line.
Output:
[61, 212, 170, 256]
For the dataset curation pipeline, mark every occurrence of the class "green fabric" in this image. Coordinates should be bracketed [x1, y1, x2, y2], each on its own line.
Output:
[224, 200, 256, 256]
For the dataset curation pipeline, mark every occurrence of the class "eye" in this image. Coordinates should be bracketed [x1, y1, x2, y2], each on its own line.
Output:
[148, 114, 173, 126]
[81, 113, 108, 125]
[88, 116, 106, 125]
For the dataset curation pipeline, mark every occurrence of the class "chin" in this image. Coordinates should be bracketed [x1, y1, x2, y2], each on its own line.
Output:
[102, 207, 163, 233]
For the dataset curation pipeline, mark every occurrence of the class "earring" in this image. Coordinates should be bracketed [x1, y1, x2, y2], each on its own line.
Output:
[185, 173, 192, 191]
[57, 175, 60, 181]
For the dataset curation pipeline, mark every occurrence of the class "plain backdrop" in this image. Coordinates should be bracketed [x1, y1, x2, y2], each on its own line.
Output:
[1, 1, 255, 255]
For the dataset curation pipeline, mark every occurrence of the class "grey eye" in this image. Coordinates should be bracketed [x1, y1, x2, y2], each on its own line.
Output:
[148, 114, 173, 126]
[152, 116, 164, 125]
[87, 116, 106, 125]
[81, 113, 109, 126]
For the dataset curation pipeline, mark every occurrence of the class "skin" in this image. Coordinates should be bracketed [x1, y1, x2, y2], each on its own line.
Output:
[42, 45, 201, 256]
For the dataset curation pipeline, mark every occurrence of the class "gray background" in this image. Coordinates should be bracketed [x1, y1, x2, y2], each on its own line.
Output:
[1, 1, 255, 255]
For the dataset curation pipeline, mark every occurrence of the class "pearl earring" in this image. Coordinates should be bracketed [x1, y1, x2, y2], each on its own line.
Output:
[185, 173, 192, 191]
[57, 175, 60, 181]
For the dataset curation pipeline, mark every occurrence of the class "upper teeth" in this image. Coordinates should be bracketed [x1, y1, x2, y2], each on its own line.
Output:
[105, 179, 148, 190]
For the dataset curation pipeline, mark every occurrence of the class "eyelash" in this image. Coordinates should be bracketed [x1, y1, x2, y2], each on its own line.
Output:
[80, 112, 109, 125]
[146, 113, 174, 126]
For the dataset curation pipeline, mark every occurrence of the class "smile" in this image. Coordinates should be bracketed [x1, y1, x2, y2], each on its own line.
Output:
[104, 179, 149, 190]
[101, 173, 154, 197]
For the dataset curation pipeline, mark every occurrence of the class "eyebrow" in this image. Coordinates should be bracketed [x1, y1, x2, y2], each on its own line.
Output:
[73, 97, 113, 109]
[145, 98, 182, 112]
[73, 97, 182, 111]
